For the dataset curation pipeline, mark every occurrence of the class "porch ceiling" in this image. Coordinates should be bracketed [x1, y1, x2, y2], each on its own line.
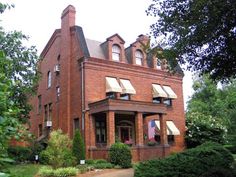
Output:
[88, 98, 167, 115]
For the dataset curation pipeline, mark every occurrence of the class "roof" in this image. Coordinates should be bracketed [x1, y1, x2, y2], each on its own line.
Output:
[85, 38, 105, 59]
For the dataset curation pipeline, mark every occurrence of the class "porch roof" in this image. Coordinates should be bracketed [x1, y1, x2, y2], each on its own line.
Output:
[88, 98, 167, 115]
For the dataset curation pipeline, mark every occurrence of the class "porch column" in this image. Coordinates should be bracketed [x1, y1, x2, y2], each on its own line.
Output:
[159, 114, 168, 145]
[135, 112, 144, 146]
[90, 114, 96, 147]
[106, 111, 115, 147]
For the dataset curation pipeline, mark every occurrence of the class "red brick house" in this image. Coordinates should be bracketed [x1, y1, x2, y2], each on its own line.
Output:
[29, 5, 185, 161]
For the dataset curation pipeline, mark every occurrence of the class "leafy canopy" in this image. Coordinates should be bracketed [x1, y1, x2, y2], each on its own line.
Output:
[147, 0, 236, 81]
[186, 74, 236, 147]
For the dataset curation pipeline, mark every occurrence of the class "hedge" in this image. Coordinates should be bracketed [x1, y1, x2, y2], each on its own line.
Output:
[134, 142, 234, 177]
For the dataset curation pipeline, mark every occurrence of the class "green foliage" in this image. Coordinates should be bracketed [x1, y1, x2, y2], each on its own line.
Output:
[7, 164, 42, 177]
[224, 145, 236, 154]
[7, 146, 32, 163]
[186, 112, 226, 148]
[72, 130, 85, 163]
[38, 166, 78, 177]
[199, 168, 235, 177]
[39, 150, 50, 165]
[40, 130, 76, 169]
[109, 142, 132, 168]
[84, 159, 114, 169]
[186, 75, 236, 147]
[147, 0, 236, 81]
[134, 142, 234, 177]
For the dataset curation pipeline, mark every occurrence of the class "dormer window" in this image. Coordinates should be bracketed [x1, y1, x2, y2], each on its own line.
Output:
[135, 50, 143, 65]
[112, 44, 121, 61]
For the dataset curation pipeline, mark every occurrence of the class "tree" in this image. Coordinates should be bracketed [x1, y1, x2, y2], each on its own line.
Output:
[146, 0, 236, 81]
[0, 3, 40, 123]
[72, 130, 85, 163]
[40, 130, 76, 169]
[0, 51, 22, 170]
[186, 74, 236, 147]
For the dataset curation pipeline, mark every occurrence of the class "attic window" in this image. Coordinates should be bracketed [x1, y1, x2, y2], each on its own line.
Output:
[135, 50, 143, 65]
[112, 44, 121, 61]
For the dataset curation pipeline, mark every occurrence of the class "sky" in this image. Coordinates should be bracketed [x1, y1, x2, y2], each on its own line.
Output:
[0, 0, 193, 108]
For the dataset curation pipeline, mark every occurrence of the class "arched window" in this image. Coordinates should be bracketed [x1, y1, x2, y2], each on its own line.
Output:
[47, 71, 52, 88]
[112, 44, 121, 61]
[135, 50, 143, 65]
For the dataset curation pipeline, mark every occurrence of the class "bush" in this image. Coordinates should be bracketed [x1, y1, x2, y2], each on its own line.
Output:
[92, 162, 114, 169]
[72, 130, 85, 164]
[109, 142, 132, 168]
[39, 150, 50, 165]
[199, 168, 234, 177]
[40, 130, 76, 168]
[224, 144, 236, 154]
[38, 166, 77, 177]
[134, 142, 234, 177]
[7, 146, 32, 163]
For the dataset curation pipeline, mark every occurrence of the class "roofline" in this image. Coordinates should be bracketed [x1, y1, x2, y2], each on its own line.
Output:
[40, 29, 61, 58]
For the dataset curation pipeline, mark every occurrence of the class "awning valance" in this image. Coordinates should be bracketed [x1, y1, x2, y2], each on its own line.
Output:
[162, 86, 177, 99]
[154, 120, 180, 135]
[152, 84, 168, 98]
[106, 77, 122, 93]
[120, 79, 136, 94]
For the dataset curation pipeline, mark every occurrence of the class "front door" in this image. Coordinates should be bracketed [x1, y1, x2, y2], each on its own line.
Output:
[120, 127, 130, 143]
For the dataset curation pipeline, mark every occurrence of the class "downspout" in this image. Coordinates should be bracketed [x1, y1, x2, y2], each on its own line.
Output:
[81, 60, 85, 131]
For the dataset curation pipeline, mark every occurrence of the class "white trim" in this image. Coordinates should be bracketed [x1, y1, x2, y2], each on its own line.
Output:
[162, 86, 177, 99]
[105, 77, 122, 93]
[152, 84, 168, 98]
[120, 79, 136, 94]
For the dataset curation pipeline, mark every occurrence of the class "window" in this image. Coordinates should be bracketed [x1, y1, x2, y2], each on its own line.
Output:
[106, 92, 116, 99]
[96, 120, 106, 143]
[164, 98, 172, 106]
[56, 86, 60, 101]
[153, 97, 161, 104]
[38, 95, 42, 114]
[120, 94, 130, 100]
[38, 124, 42, 136]
[44, 105, 48, 122]
[156, 59, 161, 69]
[48, 103, 52, 121]
[168, 135, 175, 144]
[74, 118, 79, 132]
[135, 50, 143, 65]
[47, 71, 52, 88]
[112, 44, 121, 61]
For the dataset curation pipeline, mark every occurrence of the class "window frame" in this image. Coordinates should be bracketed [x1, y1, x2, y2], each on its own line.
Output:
[47, 71, 52, 88]
[112, 44, 121, 61]
[164, 98, 172, 106]
[95, 120, 107, 143]
[135, 50, 143, 66]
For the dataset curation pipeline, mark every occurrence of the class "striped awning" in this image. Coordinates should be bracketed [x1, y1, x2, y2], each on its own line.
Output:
[162, 86, 177, 99]
[154, 120, 180, 135]
[120, 79, 136, 94]
[152, 84, 168, 98]
[106, 77, 122, 93]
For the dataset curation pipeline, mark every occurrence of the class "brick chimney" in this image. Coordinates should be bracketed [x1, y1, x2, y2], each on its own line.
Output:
[61, 5, 76, 29]
[136, 34, 150, 45]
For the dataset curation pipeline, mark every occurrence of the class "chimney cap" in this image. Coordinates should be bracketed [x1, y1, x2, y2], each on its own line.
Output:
[61, 5, 76, 19]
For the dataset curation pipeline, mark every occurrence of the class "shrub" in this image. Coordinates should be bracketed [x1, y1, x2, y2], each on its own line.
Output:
[7, 146, 32, 163]
[134, 142, 234, 177]
[39, 150, 50, 165]
[38, 166, 77, 177]
[109, 142, 132, 168]
[92, 162, 114, 169]
[199, 168, 234, 177]
[40, 130, 76, 168]
[72, 130, 85, 164]
[224, 144, 236, 154]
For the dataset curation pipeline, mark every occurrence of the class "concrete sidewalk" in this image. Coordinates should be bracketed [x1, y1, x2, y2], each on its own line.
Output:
[78, 168, 134, 177]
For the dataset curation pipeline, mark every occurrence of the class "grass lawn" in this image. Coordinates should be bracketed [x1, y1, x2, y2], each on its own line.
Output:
[7, 164, 43, 177]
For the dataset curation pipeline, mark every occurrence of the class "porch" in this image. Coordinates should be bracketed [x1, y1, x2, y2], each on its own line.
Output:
[87, 98, 172, 161]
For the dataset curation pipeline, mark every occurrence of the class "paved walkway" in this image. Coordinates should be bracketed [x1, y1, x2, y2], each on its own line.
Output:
[78, 168, 134, 177]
